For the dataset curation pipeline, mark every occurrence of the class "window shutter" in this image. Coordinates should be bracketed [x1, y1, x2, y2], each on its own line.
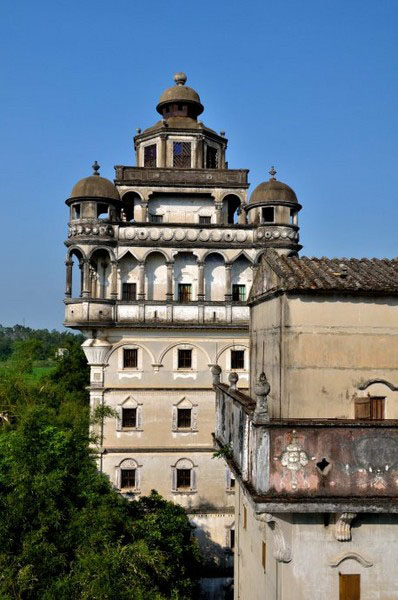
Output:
[355, 399, 370, 420]
[116, 406, 122, 431]
[339, 574, 360, 600]
[371, 397, 385, 420]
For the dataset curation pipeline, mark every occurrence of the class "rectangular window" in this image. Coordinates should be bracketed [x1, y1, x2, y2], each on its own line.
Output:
[123, 348, 138, 369]
[232, 284, 246, 302]
[122, 408, 137, 428]
[97, 203, 109, 219]
[71, 204, 81, 219]
[355, 397, 385, 420]
[149, 214, 163, 223]
[173, 141, 191, 168]
[339, 574, 360, 600]
[230, 475, 235, 489]
[178, 349, 192, 369]
[176, 468, 191, 489]
[206, 146, 218, 168]
[230, 528, 235, 551]
[262, 542, 266, 570]
[121, 469, 136, 489]
[122, 283, 137, 301]
[231, 350, 245, 370]
[177, 408, 192, 428]
[199, 216, 211, 224]
[144, 144, 157, 167]
[178, 283, 192, 302]
[262, 206, 275, 223]
[290, 208, 297, 225]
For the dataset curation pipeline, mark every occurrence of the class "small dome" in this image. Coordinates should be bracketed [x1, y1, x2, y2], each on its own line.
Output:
[156, 72, 204, 117]
[250, 167, 298, 205]
[70, 162, 120, 201]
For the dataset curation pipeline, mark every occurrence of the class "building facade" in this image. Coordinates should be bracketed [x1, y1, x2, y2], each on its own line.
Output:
[214, 249, 398, 599]
[63, 73, 300, 593]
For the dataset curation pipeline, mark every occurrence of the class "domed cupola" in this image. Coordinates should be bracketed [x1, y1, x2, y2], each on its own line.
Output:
[156, 72, 204, 120]
[246, 167, 302, 254]
[66, 161, 120, 223]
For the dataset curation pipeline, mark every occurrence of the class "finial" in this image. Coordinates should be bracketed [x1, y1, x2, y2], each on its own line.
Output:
[92, 161, 100, 176]
[136, 128, 141, 134]
[174, 72, 187, 86]
[269, 166, 276, 180]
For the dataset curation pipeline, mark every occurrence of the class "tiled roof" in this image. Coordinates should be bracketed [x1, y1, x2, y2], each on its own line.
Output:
[251, 250, 398, 299]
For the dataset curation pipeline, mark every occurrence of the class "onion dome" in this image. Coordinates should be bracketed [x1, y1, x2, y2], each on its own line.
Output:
[250, 167, 298, 205]
[156, 72, 204, 118]
[70, 161, 120, 201]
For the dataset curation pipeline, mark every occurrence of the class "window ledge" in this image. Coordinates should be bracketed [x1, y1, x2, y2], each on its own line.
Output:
[172, 490, 197, 495]
[120, 428, 144, 432]
[173, 428, 199, 433]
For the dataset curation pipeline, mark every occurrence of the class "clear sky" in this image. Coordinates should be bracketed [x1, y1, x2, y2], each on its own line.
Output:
[1, 0, 397, 329]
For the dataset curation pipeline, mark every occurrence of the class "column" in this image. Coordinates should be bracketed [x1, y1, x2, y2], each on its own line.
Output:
[197, 261, 204, 301]
[160, 134, 168, 167]
[238, 205, 247, 225]
[110, 261, 118, 299]
[138, 262, 145, 300]
[196, 135, 204, 168]
[166, 261, 174, 301]
[215, 203, 223, 225]
[65, 260, 73, 297]
[224, 263, 232, 302]
[82, 260, 91, 298]
[141, 201, 148, 222]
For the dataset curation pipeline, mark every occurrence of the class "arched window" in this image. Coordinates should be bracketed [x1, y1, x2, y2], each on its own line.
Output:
[68, 249, 84, 298]
[121, 192, 140, 222]
[171, 458, 197, 493]
[231, 255, 253, 302]
[115, 458, 141, 493]
[174, 252, 197, 302]
[204, 253, 225, 301]
[90, 249, 112, 299]
[222, 194, 241, 224]
[145, 252, 167, 300]
[119, 252, 139, 301]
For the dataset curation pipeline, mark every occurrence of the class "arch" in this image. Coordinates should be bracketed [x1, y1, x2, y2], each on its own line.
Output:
[117, 457, 139, 469]
[173, 457, 195, 469]
[173, 251, 198, 302]
[143, 248, 170, 261]
[158, 342, 211, 366]
[222, 194, 241, 224]
[87, 245, 115, 261]
[90, 248, 112, 299]
[201, 249, 228, 262]
[121, 191, 142, 222]
[254, 250, 267, 265]
[216, 343, 249, 363]
[231, 254, 253, 302]
[118, 252, 140, 300]
[67, 247, 85, 298]
[107, 341, 156, 365]
[145, 251, 167, 300]
[328, 551, 373, 568]
[204, 252, 225, 301]
[358, 379, 398, 392]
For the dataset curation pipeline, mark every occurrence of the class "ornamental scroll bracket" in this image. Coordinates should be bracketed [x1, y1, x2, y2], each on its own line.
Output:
[255, 512, 292, 563]
[334, 512, 357, 542]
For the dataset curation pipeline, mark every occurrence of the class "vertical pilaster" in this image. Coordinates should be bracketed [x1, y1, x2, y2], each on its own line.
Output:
[82, 259, 91, 298]
[166, 261, 174, 301]
[215, 202, 223, 225]
[160, 134, 167, 167]
[138, 262, 145, 300]
[225, 263, 232, 302]
[65, 260, 73, 297]
[197, 261, 205, 301]
[110, 261, 118, 299]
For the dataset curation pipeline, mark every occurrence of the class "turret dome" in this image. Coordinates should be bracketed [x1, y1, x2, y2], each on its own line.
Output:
[156, 72, 204, 118]
[250, 167, 298, 205]
[70, 161, 120, 201]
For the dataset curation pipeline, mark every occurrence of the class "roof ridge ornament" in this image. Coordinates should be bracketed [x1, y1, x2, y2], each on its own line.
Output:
[269, 165, 277, 180]
[92, 161, 100, 176]
[174, 72, 187, 86]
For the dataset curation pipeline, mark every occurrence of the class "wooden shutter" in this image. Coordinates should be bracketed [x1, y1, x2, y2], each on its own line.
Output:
[339, 574, 360, 600]
[355, 399, 370, 420]
[370, 397, 385, 420]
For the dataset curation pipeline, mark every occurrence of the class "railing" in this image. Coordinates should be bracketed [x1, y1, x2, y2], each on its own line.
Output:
[114, 166, 249, 187]
[64, 299, 250, 326]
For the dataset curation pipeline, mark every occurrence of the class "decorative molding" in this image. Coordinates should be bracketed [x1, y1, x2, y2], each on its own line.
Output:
[358, 378, 398, 391]
[335, 512, 357, 541]
[255, 513, 292, 563]
[328, 551, 373, 568]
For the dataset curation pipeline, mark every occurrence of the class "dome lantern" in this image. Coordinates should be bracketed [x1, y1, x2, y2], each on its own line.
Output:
[156, 72, 204, 120]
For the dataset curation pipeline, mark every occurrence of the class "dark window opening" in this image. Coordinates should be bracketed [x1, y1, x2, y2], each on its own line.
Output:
[149, 214, 163, 223]
[178, 284, 192, 303]
[290, 208, 297, 225]
[122, 408, 137, 428]
[230, 529, 235, 550]
[173, 142, 191, 168]
[199, 216, 211, 224]
[71, 204, 81, 219]
[97, 203, 109, 219]
[176, 468, 191, 489]
[124, 348, 138, 369]
[178, 349, 192, 369]
[122, 283, 137, 301]
[121, 469, 136, 489]
[232, 284, 246, 302]
[177, 408, 192, 428]
[144, 144, 157, 168]
[355, 396, 385, 420]
[262, 206, 274, 223]
[206, 146, 218, 169]
[230, 475, 235, 489]
[231, 350, 244, 370]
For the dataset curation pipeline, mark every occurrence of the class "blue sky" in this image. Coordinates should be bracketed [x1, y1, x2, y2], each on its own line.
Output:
[1, 0, 397, 329]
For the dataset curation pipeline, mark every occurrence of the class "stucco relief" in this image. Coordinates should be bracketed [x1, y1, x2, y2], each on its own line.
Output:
[117, 227, 253, 244]
[273, 430, 313, 491]
[69, 224, 114, 237]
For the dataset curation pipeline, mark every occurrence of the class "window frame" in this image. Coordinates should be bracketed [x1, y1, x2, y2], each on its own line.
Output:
[116, 396, 143, 432]
[261, 206, 275, 223]
[178, 348, 192, 369]
[178, 283, 192, 303]
[143, 143, 157, 168]
[172, 458, 197, 494]
[177, 407, 192, 429]
[173, 141, 192, 168]
[121, 282, 137, 301]
[231, 349, 245, 370]
[116, 458, 141, 493]
[232, 284, 246, 302]
[121, 407, 137, 428]
[123, 348, 138, 369]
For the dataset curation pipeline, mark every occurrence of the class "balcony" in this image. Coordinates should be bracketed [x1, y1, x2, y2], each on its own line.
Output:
[114, 166, 249, 189]
[64, 298, 250, 328]
[214, 380, 398, 511]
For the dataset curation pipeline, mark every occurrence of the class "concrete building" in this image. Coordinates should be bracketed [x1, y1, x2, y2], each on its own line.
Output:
[63, 73, 300, 595]
[214, 247, 398, 599]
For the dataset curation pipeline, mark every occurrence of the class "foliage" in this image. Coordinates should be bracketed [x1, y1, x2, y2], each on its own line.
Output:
[212, 443, 233, 460]
[0, 324, 84, 362]
[0, 328, 201, 599]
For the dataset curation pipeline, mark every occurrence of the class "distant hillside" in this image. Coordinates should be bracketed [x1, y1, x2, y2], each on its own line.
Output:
[0, 324, 83, 362]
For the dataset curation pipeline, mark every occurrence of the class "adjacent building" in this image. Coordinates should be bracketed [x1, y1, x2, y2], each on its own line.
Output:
[214, 249, 398, 599]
